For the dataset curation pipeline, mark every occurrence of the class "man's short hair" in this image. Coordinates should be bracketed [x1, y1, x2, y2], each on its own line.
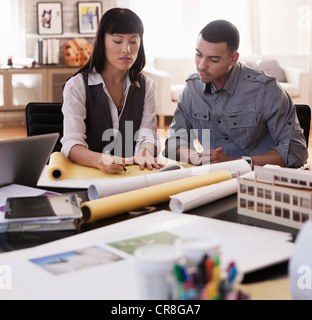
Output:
[200, 20, 240, 52]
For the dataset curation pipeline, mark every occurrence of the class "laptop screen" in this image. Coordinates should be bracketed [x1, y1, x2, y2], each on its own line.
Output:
[0, 133, 59, 187]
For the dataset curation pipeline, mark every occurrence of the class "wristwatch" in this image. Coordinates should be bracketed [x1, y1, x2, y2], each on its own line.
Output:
[242, 156, 253, 169]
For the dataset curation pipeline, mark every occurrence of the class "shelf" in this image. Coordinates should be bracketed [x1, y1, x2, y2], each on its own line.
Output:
[26, 32, 96, 40]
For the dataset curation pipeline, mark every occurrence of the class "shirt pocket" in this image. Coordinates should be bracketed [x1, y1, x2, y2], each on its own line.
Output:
[227, 104, 256, 128]
[192, 107, 210, 124]
[227, 104, 257, 148]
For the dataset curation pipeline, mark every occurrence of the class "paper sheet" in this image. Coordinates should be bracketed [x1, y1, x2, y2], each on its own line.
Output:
[0, 211, 294, 300]
[81, 170, 233, 223]
[169, 171, 255, 213]
[88, 159, 251, 200]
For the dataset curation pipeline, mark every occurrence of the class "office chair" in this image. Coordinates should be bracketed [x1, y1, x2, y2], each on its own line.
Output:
[25, 102, 63, 153]
[295, 104, 311, 148]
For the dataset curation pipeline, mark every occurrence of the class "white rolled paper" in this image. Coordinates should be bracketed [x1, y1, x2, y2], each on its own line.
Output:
[88, 159, 251, 200]
[169, 178, 238, 213]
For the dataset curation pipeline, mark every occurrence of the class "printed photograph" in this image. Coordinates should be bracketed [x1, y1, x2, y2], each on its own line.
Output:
[108, 231, 180, 255]
[30, 246, 123, 275]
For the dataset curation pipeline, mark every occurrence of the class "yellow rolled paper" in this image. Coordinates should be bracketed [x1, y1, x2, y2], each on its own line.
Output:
[47, 152, 160, 180]
[81, 169, 232, 223]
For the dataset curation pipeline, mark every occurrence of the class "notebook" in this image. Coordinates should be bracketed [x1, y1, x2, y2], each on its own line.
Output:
[0, 133, 59, 188]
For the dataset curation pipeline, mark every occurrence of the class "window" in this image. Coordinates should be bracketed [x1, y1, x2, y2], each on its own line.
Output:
[257, 202, 264, 213]
[240, 198, 247, 208]
[257, 188, 264, 198]
[293, 211, 301, 222]
[283, 208, 290, 219]
[265, 189, 272, 200]
[275, 207, 282, 217]
[283, 194, 290, 204]
[301, 197, 311, 209]
[275, 192, 282, 202]
[265, 204, 272, 215]
[248, 200, 255, 210]
[248, 186, 254, 196]
[240, 184, 247, 194]
[130, 0, 252, 59]
[0, 0, 25, 64]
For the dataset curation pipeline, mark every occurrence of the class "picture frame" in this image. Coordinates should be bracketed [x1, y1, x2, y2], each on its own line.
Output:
[77, 2, 102, 34]
[37, 2, 63, 35]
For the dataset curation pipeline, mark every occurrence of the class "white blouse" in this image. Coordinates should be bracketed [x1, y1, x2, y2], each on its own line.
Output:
[60, 68, 159, 157]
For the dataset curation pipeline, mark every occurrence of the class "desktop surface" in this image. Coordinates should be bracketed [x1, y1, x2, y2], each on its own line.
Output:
[0, 191, 294, 298]
[0, 192, 298, 252]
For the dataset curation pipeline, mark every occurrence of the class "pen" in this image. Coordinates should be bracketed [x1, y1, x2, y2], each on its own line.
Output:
[104, 150, 129, 174]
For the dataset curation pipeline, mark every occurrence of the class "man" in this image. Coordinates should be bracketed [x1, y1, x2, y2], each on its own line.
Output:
[164, 20, 308, 169]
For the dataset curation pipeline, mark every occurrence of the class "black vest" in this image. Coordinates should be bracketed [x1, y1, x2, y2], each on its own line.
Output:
[82, 71, 145, 157]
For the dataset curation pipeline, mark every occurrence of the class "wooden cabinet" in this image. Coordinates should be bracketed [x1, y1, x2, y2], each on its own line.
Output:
[47, 67, 79, 102]
[0, 66, 79, 119]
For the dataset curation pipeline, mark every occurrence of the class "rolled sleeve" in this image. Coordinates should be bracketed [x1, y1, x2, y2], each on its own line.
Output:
[135, 76, 161, 154]
[60, 74, 89, 157]
[264, 81, 308, 167]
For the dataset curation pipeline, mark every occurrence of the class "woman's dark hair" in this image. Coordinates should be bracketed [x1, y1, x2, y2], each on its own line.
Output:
[76, 8, 145, 84]
[200, 20, 240, 53]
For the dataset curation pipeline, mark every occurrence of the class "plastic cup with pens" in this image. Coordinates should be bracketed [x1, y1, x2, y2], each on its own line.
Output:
[168, 237, 248, 300]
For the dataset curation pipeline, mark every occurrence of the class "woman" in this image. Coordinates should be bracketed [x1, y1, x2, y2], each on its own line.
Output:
[61, 8, 162, 174]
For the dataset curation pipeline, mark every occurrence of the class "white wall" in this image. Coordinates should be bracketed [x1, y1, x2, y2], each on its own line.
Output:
[257, 0, 311, 56]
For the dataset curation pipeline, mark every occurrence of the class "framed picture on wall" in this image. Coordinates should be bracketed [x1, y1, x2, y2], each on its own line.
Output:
[77, 2, 102, 34]
[37, 2, 63, 35]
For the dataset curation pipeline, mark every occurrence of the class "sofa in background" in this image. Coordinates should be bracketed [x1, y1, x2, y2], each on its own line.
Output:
[143, 57, 196, 128]
[143, 56, 309, 127]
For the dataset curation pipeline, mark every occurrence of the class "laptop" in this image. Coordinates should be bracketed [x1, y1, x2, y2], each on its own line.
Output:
[0, 133, 59, 188]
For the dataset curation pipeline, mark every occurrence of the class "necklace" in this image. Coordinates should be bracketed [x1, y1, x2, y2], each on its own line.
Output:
[118, 92, 125, 112]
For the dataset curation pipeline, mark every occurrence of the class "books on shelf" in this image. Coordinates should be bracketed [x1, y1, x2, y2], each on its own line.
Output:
[37, 38, 60, 65]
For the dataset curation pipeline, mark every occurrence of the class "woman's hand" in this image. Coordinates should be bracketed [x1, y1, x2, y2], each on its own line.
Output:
[126, 147, 164, 171]
[98, 153, 126, 174]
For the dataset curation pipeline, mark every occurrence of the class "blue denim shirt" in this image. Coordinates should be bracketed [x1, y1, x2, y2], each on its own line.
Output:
[165, 62, 308, 168]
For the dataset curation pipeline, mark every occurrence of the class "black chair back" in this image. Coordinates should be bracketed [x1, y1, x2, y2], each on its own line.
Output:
[295, 104, 311, 148]
[25, 102, 63, 153]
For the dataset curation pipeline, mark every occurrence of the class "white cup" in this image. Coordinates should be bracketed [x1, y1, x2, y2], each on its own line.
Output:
[134, 244, 182, 300]
[174, 237, 221, 265]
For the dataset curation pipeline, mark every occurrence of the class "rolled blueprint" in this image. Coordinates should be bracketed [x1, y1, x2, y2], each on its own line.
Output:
[81, 169, 232, 223]
[169, 178, 238, 213]
[47, 152, 158, 181]
[88, 159, 251, 200]
[169, 171, 255, 213]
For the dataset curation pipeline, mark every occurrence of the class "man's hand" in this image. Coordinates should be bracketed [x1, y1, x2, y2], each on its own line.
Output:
[200, 147, 233, 164]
